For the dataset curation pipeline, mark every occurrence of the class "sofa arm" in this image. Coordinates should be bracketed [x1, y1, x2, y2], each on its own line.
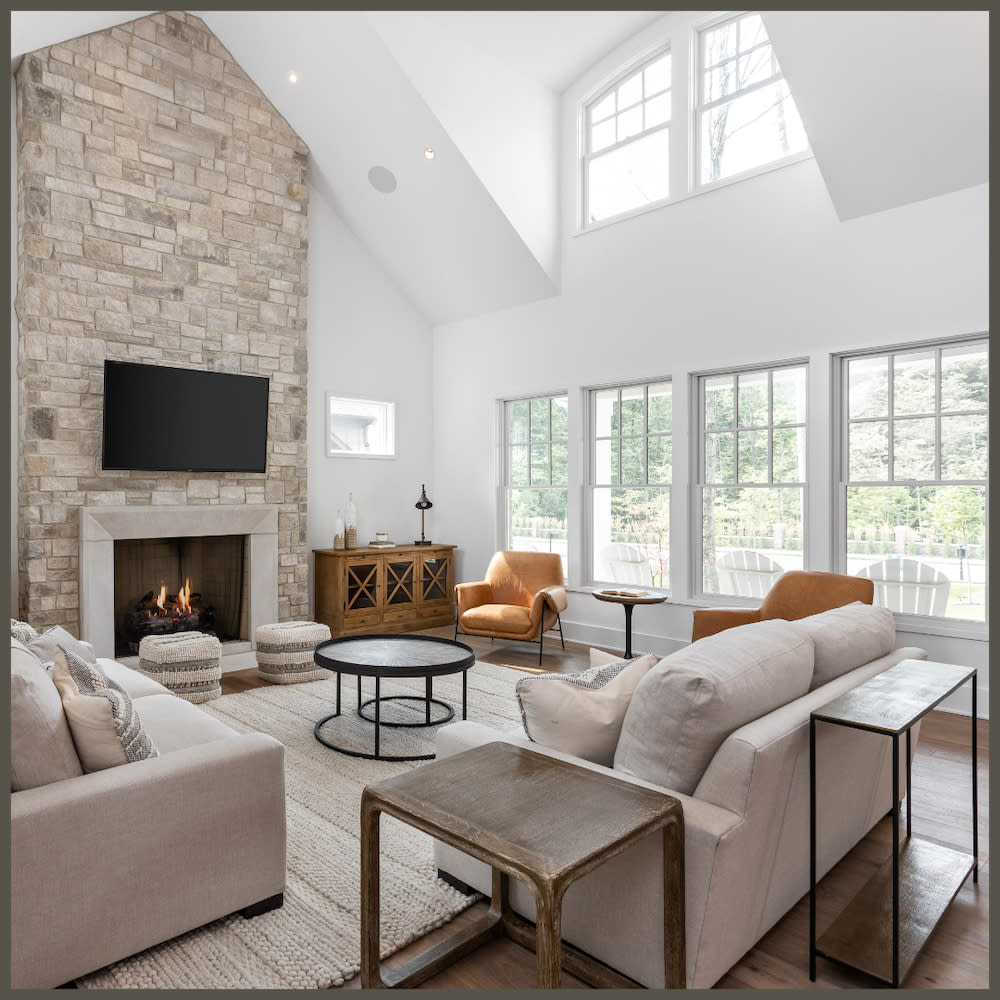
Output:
[691, 607, 762, 641]
[455, 580, 493, 616]
[11, 733, 286, 989]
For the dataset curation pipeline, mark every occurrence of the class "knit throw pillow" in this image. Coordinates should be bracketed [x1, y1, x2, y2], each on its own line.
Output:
[515, 653, 658, 766]
[10, 618, 39, 644]
[52, 646, 160, 772]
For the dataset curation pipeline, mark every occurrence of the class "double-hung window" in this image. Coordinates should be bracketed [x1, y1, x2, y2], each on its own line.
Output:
[583, 48, 671, 224]
[502, 394, 569, 575]
[696, 12, 808, 185]
[840, 339, 988, 622]
[589, 380, 672, 589]
[698, 363, 807, 597]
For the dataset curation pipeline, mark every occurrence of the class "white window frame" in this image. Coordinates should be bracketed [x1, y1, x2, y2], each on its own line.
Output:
[585, 377, 673, 592]
[693, 10, 809, 191]
[499, 391, 570, 576]
[581, 45, 672, 228]
[834, 335, 989, 635]
[693, 358, 809, 603]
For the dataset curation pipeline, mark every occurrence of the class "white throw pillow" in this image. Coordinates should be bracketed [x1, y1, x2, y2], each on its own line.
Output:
[516, 653, 658, 766]
[10, 639, 84, 791]
[52, 646, 159, 772]
[789, 601, 896, 690]
[25, 625, 97, 669]
[614, 620, 815, 794]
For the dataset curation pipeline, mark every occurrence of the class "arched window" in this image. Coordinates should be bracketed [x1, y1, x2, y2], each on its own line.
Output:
[583, 49, 671, 224]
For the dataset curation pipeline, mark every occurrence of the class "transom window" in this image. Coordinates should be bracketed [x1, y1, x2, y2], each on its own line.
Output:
[840, 339, 988, 622]
[589, 380, 672, 589]
[697, 363, 807, 596]
[503, 394, 569, 575]
[697, 12, 808, 185]
[583, 49, 671, 224]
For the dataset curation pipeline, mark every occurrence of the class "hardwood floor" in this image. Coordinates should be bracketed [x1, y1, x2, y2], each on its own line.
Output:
[220, 630, 989, 990]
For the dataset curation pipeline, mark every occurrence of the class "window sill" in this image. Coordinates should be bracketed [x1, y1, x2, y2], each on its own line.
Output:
[575, 150, 815, 238]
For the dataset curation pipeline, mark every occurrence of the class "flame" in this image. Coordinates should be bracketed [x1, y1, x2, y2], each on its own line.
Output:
[156, 582, 167, 612]
[178, 577, 192, 615]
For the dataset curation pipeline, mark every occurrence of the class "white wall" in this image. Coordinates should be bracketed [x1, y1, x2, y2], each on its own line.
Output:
[306, 186, 435, 611]
[430, 18, 989, 714]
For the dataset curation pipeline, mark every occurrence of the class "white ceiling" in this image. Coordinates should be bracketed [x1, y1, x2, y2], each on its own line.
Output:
[12, 10, 990, 322]
[763, 10, 989, 222]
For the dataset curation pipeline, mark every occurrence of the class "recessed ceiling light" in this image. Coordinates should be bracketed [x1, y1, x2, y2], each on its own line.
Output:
[288, 72, 298, 84]
[424, 148, 436, 160]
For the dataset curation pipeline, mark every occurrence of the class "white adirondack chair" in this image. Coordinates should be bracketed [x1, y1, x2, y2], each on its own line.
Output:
[855, 558, 951, 616]
[715, 549, 784, 598]
[599, 542, 653, 586]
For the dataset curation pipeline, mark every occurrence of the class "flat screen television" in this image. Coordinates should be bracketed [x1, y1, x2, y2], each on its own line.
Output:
[102, 360, 270, 473]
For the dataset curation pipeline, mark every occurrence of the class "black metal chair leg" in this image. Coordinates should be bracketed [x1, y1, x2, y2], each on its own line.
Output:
[538, 627, 543, 665]
[557, 613, 565, 649]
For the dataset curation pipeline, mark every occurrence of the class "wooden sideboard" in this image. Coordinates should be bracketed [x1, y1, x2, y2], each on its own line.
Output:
[313, 544, 456, 636]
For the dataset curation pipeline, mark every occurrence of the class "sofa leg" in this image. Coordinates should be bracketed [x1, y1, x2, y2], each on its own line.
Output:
[240, 892, 284, 919]
[437, 869, 479, 896]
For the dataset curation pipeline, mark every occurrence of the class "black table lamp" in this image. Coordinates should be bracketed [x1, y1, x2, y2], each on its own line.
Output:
[414, 484, 433, 545]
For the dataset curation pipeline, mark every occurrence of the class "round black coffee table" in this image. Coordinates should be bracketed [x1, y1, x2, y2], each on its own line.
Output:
[313, 634, 476, 761]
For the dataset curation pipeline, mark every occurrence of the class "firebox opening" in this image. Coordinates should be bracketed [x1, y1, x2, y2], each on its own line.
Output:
[113, 535, 248, 657]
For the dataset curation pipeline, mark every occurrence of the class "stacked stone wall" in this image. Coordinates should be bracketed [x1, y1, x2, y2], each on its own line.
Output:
[15, 10, 310, 633]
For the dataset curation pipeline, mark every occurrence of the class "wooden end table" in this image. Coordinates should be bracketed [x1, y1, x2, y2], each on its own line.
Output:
[361, 741, 685, 989]
[592, 589, 667, 658]
[809, 658, 978, 987]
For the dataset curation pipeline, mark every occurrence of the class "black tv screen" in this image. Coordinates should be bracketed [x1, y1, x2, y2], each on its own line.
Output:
[102, 360, 270, 473]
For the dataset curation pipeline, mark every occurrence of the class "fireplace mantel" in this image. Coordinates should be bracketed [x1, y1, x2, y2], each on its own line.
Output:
[80, 505, 279, 658]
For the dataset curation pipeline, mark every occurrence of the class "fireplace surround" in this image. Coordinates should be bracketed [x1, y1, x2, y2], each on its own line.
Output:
[80, 505, 278, 659]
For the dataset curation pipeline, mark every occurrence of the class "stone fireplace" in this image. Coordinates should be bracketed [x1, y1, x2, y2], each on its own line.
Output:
[14, 12, 310, 639]
[80, 505, 278, 659]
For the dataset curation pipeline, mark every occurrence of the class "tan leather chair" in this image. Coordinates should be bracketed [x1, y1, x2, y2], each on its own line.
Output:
[454, 551, 568, 664]
[691, 570, 874, 642]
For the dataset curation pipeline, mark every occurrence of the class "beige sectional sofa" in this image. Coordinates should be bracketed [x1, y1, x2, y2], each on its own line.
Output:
[10, 635, 287, 989]
[433, 603, 928, 989]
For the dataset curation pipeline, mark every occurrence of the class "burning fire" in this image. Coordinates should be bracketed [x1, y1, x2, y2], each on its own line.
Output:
[153, 578, 193, 617]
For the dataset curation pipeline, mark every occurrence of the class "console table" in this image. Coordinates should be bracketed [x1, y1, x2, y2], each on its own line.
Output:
[313, 544, 455, 636]
[809, 658, 978, 987]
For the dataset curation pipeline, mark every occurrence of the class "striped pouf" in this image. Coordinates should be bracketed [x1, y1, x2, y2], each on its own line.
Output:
[137, 632, 222, 703]
[255, 621, 331, 684]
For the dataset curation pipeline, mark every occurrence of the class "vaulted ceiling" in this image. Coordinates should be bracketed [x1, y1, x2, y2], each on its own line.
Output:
[11, 10, 990, 324]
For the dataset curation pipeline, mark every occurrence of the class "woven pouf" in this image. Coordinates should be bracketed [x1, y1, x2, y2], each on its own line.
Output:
[137, 632, 222, 703]
[255, 621, 332, 684]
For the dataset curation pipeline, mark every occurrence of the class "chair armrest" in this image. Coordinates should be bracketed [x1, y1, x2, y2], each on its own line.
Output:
[691, 607, 762, 642]
[455, 580, 493, 615]
[11, 733, 286, 989]
[537, 584, 567, 614]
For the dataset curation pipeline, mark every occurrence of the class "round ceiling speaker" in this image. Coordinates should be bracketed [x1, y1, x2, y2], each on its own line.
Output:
[368, 165, 397, 194]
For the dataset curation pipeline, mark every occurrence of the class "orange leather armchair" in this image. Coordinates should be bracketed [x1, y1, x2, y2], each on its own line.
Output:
[455, 551, 567, 664]
[691, 570, 874, 642]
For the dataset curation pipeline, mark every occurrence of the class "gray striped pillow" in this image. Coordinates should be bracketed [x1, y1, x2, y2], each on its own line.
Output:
[52, 646, 159, 772]
[10, 618, 39, 644]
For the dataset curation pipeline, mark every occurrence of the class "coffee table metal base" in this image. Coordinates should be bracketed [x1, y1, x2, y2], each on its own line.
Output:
[314, 672, 463, 762]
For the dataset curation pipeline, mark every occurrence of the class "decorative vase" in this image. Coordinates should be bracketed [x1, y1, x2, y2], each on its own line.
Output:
[333, 511, 345, 550]
[344, 493, 357, 549]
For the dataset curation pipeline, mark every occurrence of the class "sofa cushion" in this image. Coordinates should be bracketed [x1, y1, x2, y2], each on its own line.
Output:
[789, 601, 896, 690]
[10, 639, 84, 791]
[614, 620, 815, 794]
[10, 619, 40, 644]
[98, 658, 172, 699]
[515, 654, 657, 766]
[132, 693, 239, 754]
[24, 625, 97, 669]
[52, 647, 160, 772]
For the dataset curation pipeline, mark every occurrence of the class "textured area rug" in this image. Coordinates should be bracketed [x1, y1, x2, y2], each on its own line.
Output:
[75, 661, 523, 989]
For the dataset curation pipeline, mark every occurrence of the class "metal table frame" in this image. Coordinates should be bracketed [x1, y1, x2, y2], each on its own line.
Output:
[809, 659, 978, 987]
